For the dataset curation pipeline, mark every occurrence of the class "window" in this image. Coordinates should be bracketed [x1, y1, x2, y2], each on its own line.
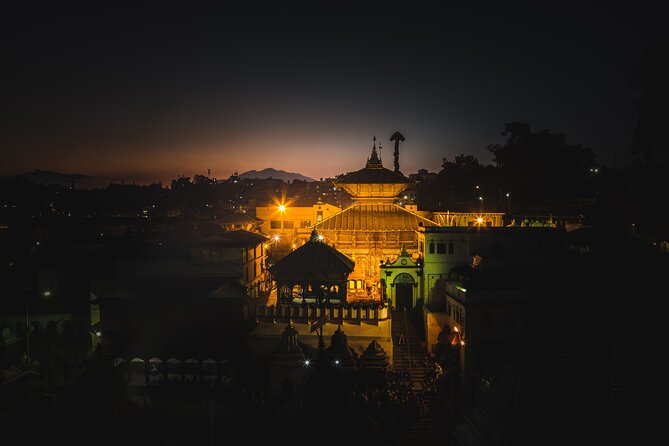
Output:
[270, 220, 281, 229]
[300, 220, 311, 228]
[429, 242, 435, 254]
[283, 221, 294, 229]
[437, 242, 446, 254]
[316, 211, 323, 222]
[448, 242, 454, 254]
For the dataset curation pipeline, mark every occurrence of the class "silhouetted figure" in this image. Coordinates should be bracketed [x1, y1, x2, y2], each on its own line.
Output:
[398, 333, 406, 345]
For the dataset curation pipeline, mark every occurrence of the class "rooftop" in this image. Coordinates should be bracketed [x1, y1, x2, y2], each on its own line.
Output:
[315, 203, 438, 232]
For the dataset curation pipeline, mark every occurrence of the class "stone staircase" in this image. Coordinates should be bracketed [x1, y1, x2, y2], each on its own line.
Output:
[391, 309, 430, 390]
[391, 309, 448, 446]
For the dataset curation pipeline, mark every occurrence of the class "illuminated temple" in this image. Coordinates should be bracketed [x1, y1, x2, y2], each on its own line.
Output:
[315, 139, 438, 300]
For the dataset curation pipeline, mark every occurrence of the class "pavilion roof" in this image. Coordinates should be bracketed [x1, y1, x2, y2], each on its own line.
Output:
[270, 238, 354, 282]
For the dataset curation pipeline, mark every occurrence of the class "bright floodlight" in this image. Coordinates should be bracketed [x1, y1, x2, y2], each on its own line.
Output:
[304, 360, 310, 366]
[318, 234, 324, 241]
[335, 360, 340, 365]
[272, 235, 280, 242]
[43, 291, 52, 297]
[476, 217, 483, 224]
[278, 204, 286, 212]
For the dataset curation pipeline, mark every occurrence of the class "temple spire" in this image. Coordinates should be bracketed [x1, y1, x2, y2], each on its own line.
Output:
[366, 136, 383, 168]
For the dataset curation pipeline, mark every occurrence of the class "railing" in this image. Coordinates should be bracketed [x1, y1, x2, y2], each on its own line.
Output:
[256, 302, 390, 323]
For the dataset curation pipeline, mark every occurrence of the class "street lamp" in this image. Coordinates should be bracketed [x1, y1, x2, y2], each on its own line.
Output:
[478, 196, 484, 212]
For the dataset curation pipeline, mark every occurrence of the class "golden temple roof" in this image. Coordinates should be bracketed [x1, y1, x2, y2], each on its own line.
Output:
[314, 203, 439, 232]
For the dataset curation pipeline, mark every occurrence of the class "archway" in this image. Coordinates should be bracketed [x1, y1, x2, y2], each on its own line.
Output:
[393, 273, 415, 310]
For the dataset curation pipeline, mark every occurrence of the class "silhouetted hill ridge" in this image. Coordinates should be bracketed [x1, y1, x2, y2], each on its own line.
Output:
[238, 168, 315, 182]
[2, 169, 113, 188]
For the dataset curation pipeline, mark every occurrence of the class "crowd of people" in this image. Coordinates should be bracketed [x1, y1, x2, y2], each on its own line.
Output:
[346, 359, 444, 444]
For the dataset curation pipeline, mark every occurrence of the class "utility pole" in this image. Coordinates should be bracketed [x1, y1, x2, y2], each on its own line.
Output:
[25, 303, 30, 364]
[210, 398, 215, 446]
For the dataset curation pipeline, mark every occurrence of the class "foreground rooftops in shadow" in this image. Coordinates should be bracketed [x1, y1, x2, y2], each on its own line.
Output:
[194, 229, 268, 247]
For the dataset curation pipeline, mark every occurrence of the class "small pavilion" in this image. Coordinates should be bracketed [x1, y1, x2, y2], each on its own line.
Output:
[269, 229, 355, 305]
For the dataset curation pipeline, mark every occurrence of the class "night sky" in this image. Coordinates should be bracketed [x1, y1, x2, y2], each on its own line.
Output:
[1, 2, 666, 184]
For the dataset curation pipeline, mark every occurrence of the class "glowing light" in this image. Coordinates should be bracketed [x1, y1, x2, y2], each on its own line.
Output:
[460, 340, 465, 346]
[272, 235, 280, 242]
[318, 234, 324, 242]
[304, 360, 310, 366]
[335, 360, 340, 365]
[476, 217, 483, 224]
[506, 193, 510, 197]
[43, 291, 52, 297]
[453, 326, 459, 332]
[278, 204, 286, 213]
[292, 243, 296, 249]
[95, 331, 102, 337]
[478, 196, 483, 201]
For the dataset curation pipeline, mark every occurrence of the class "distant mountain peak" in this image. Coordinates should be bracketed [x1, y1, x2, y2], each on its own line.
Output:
[238, 168, 315, 182]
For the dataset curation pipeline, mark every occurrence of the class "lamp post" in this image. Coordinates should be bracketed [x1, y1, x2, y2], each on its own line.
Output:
[505, 193, 511, 213]
[478, 196, 484, 213]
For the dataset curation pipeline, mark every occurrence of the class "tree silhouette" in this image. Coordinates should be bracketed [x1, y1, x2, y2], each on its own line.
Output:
[487, 122, 597, 207]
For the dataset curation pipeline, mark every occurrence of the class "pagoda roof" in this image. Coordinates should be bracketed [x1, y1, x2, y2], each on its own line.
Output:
[270, 233, 355, 281]
[335, 166, 412, 185]
[335, 138, 412, 186]
[314, 203, 439, 232]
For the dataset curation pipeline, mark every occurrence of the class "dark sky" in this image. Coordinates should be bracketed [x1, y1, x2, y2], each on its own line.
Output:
[1, 2, 666, 184]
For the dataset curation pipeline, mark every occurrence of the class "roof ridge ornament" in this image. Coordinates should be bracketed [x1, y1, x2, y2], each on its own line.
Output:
[366, 136, 383, 168]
